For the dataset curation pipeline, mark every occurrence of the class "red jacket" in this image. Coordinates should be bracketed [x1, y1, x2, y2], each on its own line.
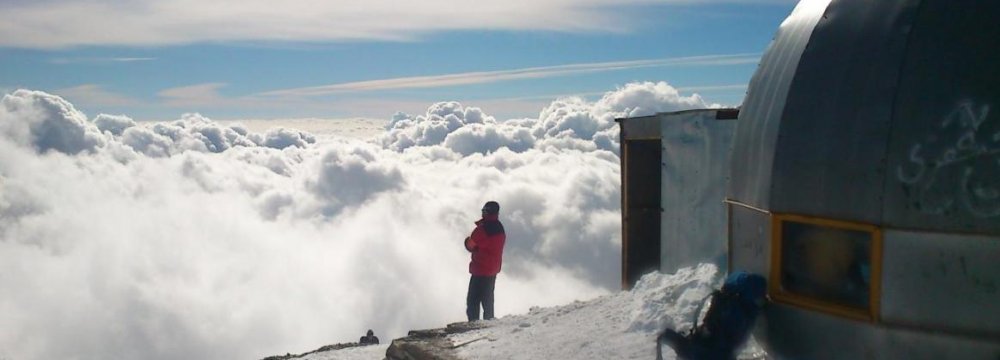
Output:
[464, 214, 506, 276]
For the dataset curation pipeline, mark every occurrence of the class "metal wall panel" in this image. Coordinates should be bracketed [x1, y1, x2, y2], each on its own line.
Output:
[761, 303, 1000, 359]
[659, 110, 736, 273]
[760, 304, 883, 360]
[880, 229, 1000, 337]
[882, 0, 1000, 234]
[727, 204, 771, 277]
[619, 115, 660, 140]
[728, 0, 831, 208]
[769, 0, 920, 222]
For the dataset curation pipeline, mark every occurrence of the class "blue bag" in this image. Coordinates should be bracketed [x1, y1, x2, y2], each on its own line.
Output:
[658, 272, 767, 360]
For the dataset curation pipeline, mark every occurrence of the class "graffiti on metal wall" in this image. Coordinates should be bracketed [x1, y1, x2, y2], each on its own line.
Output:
[897, 101, 1000, 218]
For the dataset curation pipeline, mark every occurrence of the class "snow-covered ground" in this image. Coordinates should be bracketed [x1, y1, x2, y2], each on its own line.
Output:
[306, 263, 766, 360]
[299, 344, 390, 360]
[452, 263, 724, 360]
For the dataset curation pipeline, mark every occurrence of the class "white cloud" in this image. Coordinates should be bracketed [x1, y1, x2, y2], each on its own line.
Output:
[0, 82, 714, 360]
[0, 0, 780, 49]
[0, 89, 105, 154]
[444, 123, 536, 156]
[93, 113, 137, 136]
[259, 127, 317, 150]
[595, 81, 722, 118]
[219, 118, 388, 140]
[380, 81, 718, 154]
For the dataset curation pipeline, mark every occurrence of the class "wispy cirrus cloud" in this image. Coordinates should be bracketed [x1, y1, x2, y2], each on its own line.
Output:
[155, 83, 348, 117]
[478, 83, 749, 102]
[677, 84, 748, 92]
[260, 53, 760, 97]
[53, 84, 142, 107]
[49, 57, 155, 65]
[0, 0, 789, 49]
[157, 82, 229, 107]
[40, 77, 746, 121]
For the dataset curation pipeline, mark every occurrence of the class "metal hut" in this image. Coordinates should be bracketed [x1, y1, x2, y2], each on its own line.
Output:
[728, 0, 1000, 358]
[618, 108, 739, 289]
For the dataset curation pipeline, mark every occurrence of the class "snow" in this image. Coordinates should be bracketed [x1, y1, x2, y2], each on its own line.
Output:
[451, 263, 723, 360]
[299, 344, 389, 360]
[307, 263, 767, 360]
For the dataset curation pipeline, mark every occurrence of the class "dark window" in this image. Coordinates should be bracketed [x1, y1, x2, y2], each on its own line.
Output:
[781, 221, 871, 308]
[771, 215, 881, 320]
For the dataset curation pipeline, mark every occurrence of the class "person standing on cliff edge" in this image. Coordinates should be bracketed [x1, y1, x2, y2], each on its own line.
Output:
[464, 201, 506, 321]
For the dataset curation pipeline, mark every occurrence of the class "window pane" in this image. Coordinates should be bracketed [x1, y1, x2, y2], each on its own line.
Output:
[780, 221, 872, 309]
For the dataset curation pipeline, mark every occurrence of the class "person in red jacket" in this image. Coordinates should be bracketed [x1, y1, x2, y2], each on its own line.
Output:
[464, 200, 506, 321]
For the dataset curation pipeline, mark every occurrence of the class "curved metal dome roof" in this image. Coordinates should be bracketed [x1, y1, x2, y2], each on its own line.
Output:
[730, 0, 1000, 235]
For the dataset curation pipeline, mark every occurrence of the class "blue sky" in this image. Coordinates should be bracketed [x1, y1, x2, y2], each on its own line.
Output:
[0, 0, 798, 121]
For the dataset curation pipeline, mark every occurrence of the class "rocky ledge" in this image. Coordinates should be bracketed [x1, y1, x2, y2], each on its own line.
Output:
[385, 321, 489, 360]
[261, 342, 367, 360]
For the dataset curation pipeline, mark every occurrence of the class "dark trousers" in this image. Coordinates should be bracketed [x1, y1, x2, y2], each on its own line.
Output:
[466, 275, 496, 321]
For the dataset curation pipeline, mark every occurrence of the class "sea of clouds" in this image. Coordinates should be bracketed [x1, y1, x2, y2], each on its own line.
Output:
[0, 82, 717, 360]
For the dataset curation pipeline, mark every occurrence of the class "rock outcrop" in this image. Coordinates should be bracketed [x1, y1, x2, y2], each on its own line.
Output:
[385, 322, 488, 360]
[260, 321, 490, 360]
[261, 342, 365, 360]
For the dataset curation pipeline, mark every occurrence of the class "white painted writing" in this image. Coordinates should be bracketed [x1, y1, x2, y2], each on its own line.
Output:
[897, 101, 1000, 218]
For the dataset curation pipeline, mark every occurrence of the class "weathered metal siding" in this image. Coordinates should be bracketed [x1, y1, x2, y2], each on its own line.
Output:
[659, 110, 736, 274]
[882, 1, 1000, 234]
[769, 0, 920, 222]
[726, 204, 770, 277]
[729, 0, 831, 209]
[619, 115, 660, 141]
[762, 303, 1000, 359]
[880, 230, 1000, 337]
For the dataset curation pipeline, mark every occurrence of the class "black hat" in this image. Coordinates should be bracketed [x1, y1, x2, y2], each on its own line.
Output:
[481, 201, 500, 214]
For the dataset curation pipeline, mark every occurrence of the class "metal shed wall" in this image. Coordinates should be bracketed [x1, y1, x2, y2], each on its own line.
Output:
[618, 109, 738, 284]
[659, 110, 736, 274]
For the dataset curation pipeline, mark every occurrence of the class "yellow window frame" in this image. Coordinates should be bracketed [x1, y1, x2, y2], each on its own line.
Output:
[769, 213, 883, 322]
